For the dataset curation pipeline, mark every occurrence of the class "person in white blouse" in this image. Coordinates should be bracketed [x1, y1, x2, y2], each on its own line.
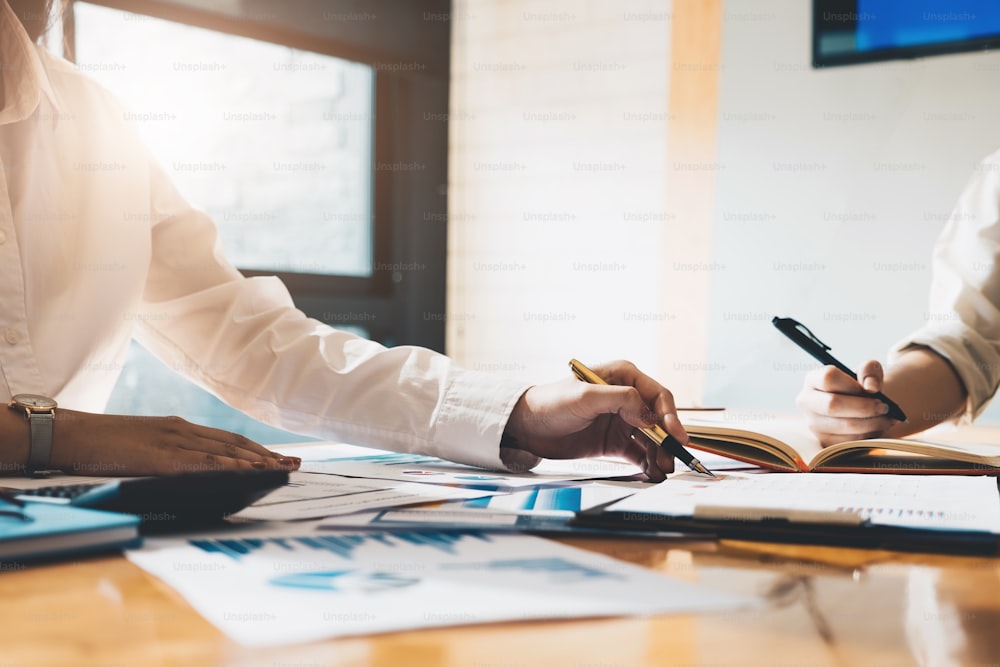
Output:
[0, 0, 688, 479]
[799, 148, 1000, 446]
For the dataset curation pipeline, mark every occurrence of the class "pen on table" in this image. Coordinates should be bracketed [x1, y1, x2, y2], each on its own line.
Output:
[567, 358, 716, 478]
[771, 316, 908, 422]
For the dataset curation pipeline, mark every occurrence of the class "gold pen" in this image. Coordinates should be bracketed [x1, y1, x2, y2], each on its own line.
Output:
[568, 359, 715, 477]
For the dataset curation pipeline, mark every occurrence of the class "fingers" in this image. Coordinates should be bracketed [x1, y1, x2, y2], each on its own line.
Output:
[807, 415, 896, 443]
[796, 362, 889, 418]
[857, 360, 884, 393]
[159, 417, 300, 472]
[805, 365, 861, 394]
[580, 359, 688, 479]
[577, 383, 657, 430]
[806, 362, 883, 395]
[588, 360, 689, 444]
[602, 424, 675, 482]
[641, 436, 676, 481]
[797, 383, 890, 419]
[798, 362, 894, 447]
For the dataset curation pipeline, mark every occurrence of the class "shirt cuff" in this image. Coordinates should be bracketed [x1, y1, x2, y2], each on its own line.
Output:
[427, 366, 535, 471]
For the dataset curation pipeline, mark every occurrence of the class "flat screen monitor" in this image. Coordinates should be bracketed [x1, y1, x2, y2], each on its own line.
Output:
[813, 0, 1000, 67]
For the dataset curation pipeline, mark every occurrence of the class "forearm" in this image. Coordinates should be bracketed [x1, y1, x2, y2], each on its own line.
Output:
[882, 347, 967, 439]
[0, 407, 32, 475]
[0, 408, 111, 475]
[3, 407, 297, 477]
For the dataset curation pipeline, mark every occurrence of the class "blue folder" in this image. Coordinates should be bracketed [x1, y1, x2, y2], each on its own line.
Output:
[0, 501, 141, 562]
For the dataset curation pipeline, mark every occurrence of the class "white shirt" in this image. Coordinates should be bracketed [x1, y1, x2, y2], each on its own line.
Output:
[0, 1, 532, 470]
[891, 147, 1000, 421]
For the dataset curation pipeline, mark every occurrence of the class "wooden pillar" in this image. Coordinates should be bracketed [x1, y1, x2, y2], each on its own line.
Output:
[660, 0, 724, 406]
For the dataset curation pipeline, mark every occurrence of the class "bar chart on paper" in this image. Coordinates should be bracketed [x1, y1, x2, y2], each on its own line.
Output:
[189, 530, 491, 561]
[128, 530, 756, 646]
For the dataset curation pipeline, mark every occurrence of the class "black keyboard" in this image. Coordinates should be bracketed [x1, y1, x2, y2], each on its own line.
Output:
[8, 470, 289, 533]
[17, 483, 104, 500]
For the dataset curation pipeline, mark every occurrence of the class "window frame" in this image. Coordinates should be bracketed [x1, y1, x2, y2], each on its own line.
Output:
[64, 0, 450, 351]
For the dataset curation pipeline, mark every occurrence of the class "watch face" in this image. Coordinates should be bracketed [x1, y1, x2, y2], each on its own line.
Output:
[11, 394, 57, 410]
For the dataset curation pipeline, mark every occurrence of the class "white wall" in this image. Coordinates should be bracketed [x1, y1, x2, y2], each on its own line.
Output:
[705, 0, 1000, 420]
[450, 0, 1000, 421]
[448, 0, 676, 386]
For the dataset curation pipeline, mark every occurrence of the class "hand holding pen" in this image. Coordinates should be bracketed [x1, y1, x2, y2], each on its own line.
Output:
[568, 360, 714, 478]
[773, 316, 907, 422]
[501, 359, 696, 482]
[774, 316, 909, 447]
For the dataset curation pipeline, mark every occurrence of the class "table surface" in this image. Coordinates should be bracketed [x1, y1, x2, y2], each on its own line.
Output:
[2, 434, 1000, 667]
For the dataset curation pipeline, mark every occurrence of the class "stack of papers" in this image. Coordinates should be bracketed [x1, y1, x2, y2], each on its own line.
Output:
[121, 442, 759, 644]
[120, 442, 1000, 645]
[232, 472, 499, 521]
[290, 443, 645, 488]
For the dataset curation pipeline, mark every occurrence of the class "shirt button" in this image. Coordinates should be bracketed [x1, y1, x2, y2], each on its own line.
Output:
[4, 329, 18, 345]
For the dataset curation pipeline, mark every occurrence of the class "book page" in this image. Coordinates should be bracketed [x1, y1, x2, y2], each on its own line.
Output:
[606, 472, 1000, 533]
[681, 414, 824, 469]
[680, 413, 1000, 472]
[814, 437, 1000, 470]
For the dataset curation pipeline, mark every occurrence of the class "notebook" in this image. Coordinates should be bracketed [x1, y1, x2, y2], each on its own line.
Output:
[682, 415, 1000, 474]
[0, 500, 141, 562]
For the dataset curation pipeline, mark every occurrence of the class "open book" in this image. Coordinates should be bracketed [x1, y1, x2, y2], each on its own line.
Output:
[681, 415, 1000, 474]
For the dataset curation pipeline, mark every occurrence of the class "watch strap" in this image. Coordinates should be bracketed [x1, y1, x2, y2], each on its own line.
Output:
[26, 411, 54, 475]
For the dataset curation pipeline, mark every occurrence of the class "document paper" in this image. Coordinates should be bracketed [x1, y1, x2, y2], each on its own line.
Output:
[277, 443, 643, 488]
[232, 472, 496, 521]
[127, 530, 755, 646]
[607, 472, 1000, 533]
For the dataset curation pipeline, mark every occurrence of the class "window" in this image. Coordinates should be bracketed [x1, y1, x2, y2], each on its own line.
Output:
[66, 0, 450, 440]
[73, 3, 375, 277]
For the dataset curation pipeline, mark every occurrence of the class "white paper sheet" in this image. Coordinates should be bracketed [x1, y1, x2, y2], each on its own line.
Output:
[275, 443, 644, 488]
[314, 482, 642, 533]
[607, 472, 1000, 533]
[127, 530, 756, 646]
[232, 472, 496, 521]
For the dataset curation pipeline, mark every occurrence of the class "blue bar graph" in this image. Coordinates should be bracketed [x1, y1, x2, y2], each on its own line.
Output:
[456, 486, 585, 512]
[316, 453, 440, 466]
[537, 487, 582, 511]
[443, 557, 625, 583]
[270, 569, 420, 592]
[190, 530, 493, 561]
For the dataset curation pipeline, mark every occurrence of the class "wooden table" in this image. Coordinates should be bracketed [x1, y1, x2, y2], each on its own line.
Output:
[3, 426, 1000, 667]
[1, 533, 998, 666]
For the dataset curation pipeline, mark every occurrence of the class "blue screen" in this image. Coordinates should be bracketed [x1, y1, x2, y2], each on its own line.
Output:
[856, 0, 1000, 51]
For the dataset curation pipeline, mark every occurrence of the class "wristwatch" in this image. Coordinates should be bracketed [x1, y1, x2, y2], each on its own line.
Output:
[8, 393, 57, 476]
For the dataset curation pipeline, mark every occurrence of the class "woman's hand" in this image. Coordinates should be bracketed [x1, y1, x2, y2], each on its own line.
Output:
[796, 360, 897, 447]
[48, 410, 299, 476]
[502, 360, 688, 482]
[796, 349, 969, 447]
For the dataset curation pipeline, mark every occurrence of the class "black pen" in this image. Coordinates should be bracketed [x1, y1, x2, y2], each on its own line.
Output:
[772, 316, 908, 422]
[568, 359, 715, 477]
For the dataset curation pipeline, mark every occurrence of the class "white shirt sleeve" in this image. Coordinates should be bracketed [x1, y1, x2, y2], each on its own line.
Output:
[133, 153, 534, 471]
[0, 8, 538, 471]
[890, 149, 1000, 421]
